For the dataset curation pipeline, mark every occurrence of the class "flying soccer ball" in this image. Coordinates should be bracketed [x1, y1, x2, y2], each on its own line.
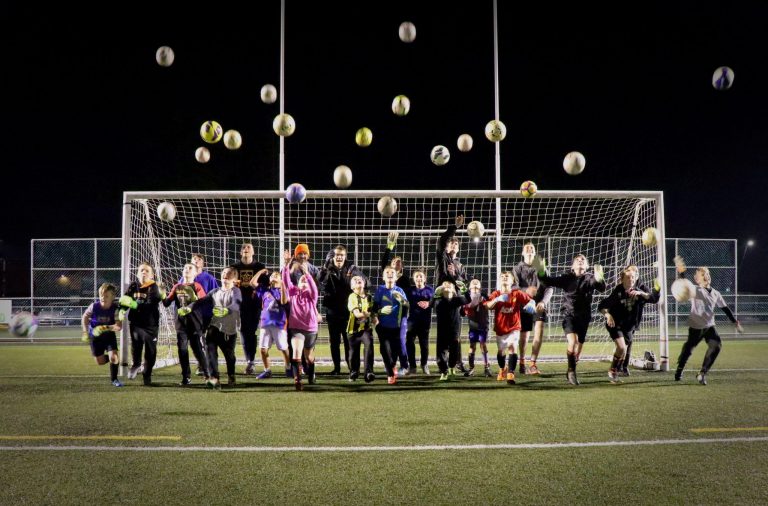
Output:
[642, 227, 658, 247]
[355, 127, 373, 147]
[671, 278, 696, 303]
[399, 21, 416, 43]
[223, 129, 242, 150]
[333, 165, 353, 189]
[563, 151, 586, 175]
[156, 46, 174, 67]
[260, 84, 277, 104]
[285, 183, 307, 204]
[485, 120, 507, 142]
[392, 95, 410, 116]
[157, 202, 176, 222]
[9, 312, 39, 337]
[273, 113, 296, 137]
[457, 134, 473, 152]
[195, 147, 210, 163]
[200, 121, 223, 143]
[520, 180, 537, 198]
[430, 145, 450, 166]
[466, 221, 485, 240]
[377, 196, 398, 217]
[712, 66, 734, 91]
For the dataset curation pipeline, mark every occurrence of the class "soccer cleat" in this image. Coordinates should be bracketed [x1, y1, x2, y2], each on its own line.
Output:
[439, 373, 449, 381]
[484, 366, 493, 378]
[497, 367, 507, 382]
[227, 374, 236, 386]
[506, 371, 516, 385]
[195, 367, 204, 377]
[364, 372, 375, 383]
[408, 367, 418, 376]
[127, 366, 141, 380]
[567, 371, 579, 386]
[257, 369, 272, 379]
[180, 377, 192, 386]
[143, 377, 153, 387]
[244, 363, 255, 375]
[285, 367, 294, 378]
[295, 377, 303, 391]
[329, 368, 341, 376]
[397, 367, 406, 378]
[528, 363, 541, 375]
[618, 367, 630, 377]
[674, 369, 683, 381]
[465, 367, 475, 377]
[448, 367, 457, 378]
[387, 375, 397, 385]
[111, 379, 124, 387]
[456, 363, 469, 375]
[205, 378, 217, 389]
[349, 371, 359, 382]
[422, 365, 431, 376]
[697, 373, 707, 386]
[608, 370, 621, 384]
[519, 363, 527, 375]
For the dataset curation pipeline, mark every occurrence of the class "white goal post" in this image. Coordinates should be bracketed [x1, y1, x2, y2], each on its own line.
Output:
[120, 189, 669, 372]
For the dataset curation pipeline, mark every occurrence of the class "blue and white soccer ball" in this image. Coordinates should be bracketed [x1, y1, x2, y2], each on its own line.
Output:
[430, 145, 450, 166]
[9, 312, 39, 337]
[712, 66, 734, 90]
[285, 183, 307, 204]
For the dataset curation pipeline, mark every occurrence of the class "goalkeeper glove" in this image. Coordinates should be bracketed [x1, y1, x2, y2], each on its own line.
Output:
[177, 307, 192, 317]
[387, 231, 398, 250]
[531, 255, 547, 276]
[213, 307, 229, 318]
[81, 331, 89, 342]
[379, 305, 393, 316]
[523, 300, 536, 315]
[455, 280, 467, 293]
[92, 325, 109, 337]
[119, 295, 138, 309]
[593, 264, 605, 282]
[118, 309, 127, 321]
[159, 288, 167, 300]
[653, 278, 661, 292]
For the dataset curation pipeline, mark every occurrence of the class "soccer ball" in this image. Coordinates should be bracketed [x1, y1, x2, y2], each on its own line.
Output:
[430, 145, 450, 166]
[520, 180, 537, 198]
[399, 21, 416, 43]
[563, 151, 586, 175]
[712, 66, 734, 90]
[392, 95, 410, 116]
[333, 165, 352, 189]
[285, 183, 306, 203]
[195, 147, 210, 164]
[9, 312, 38, 337]
[485, 120, 507, 142]
[642, 227, 658, 247]
[671, 278, 696, 302]
[377, 196, 398, 217]
[223, 130, 242, 150]
[457, 134, 473, 152]
[273, 113, 296, 137]
[157, 202, 176, 222]
[200, 121, 223, 143]
[260, 84, 277, 104]
[156, 46, 174, 67]
[466, 221, 485, 239]
[355, 127, 373, 147]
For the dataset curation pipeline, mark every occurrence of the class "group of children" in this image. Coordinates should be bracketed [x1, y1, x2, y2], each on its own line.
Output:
[81, 217, 743, 389]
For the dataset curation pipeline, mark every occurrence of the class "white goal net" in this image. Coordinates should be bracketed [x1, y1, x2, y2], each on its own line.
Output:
[121, 190, 669, 371]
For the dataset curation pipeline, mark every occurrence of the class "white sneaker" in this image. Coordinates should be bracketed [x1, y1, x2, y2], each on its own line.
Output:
[422, 365, 430, 376]
[128, 366, 140, 379]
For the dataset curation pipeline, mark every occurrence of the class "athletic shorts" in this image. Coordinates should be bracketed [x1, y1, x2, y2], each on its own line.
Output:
[259, 326, 288, 351]
[90, 332, 118, 357]
[288, 328, 318, 350]
[607, 326, 635, 342]
[563, 315, 590, 343]
[468, 328, 488, 344]
[495, 330, 520, 351]
[520, 310, 547, 332]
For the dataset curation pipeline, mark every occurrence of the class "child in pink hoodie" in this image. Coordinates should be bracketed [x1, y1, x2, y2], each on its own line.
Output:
[282, 249, 319, 390]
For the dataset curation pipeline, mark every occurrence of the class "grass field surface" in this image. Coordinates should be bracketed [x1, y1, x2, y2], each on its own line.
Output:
[0, 339, 766, 504]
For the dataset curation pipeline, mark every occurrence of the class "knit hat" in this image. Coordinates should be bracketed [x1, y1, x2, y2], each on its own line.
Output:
[294, 243, 310, 257]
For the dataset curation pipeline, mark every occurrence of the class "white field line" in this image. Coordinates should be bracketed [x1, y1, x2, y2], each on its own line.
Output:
[1, 436, 767, 453]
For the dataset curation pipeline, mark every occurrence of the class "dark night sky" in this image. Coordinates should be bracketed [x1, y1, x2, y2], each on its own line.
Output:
[2, 1, 767, 295]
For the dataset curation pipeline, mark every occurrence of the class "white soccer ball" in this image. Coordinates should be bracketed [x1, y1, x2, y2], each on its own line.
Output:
[157, 202, 176, 222]
[195, 147, 210, 164]
[156, 46, 174, 67]
[641, 227, 658, 247]
[333, 165, 353, 189]
[485, 120, 507, 142]
[260, 84, 277, 104]
[273, 113, 295, 137]
[466, 221, 485, 239]
[377, 196, 398, 217]
[563, 151, 586, 175]
[9, 312, 38, 337]
[671, 279, 696, 302]
[223, 129, 242, 150]
[399, 22, 416, 43]
[392, 95, 410, 116]
[457, 134, 473, 152]
[430, 145, 450, 166]
[712, 66, 734, 90]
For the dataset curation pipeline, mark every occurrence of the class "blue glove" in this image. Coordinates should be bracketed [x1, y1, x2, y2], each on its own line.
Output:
[523, 301, 536, 315]
[119, 295, 138, 309]
[213, 307, 229, 318]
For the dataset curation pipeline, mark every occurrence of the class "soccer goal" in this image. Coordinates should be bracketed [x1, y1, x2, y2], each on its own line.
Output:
[120, 190, 669, 372]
